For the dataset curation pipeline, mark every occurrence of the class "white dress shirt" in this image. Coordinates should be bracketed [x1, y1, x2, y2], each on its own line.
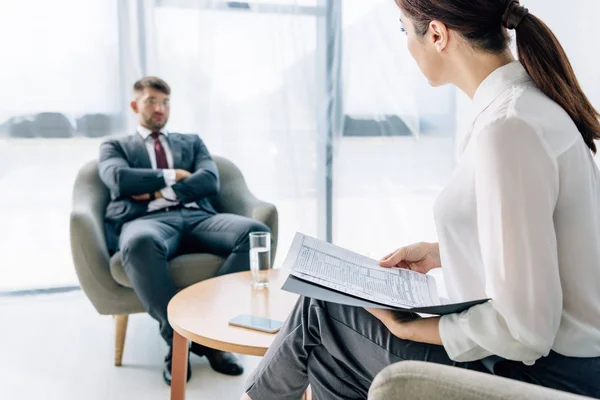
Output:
[435, 62, 600, 364]
[137, 125, 197, 212]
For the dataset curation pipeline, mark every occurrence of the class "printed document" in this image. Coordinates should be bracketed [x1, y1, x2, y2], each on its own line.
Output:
[281, 233, 440, 309]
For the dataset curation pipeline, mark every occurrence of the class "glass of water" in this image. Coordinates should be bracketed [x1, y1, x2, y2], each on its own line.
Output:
[249, 232, 271, 288]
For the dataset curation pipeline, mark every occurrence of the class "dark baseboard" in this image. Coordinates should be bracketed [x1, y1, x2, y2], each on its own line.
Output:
[0, 285, 81, 298]
[342, 115, 456, 137]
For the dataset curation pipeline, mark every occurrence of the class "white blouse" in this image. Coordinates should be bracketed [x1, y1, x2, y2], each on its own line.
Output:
[436, 61, 600, 364]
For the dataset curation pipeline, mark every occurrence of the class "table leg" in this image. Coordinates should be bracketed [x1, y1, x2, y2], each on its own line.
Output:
[302, 385, 313, 400]
[170, 331, 189, 400]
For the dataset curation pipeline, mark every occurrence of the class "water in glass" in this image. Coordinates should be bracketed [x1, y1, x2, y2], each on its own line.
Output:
[250, 246, 271, 287]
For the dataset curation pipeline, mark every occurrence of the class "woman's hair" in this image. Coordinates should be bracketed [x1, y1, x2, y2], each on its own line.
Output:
[398, 0, 600, 153]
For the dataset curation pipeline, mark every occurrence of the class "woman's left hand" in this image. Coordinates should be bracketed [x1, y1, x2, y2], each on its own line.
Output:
[364, 308, 411, 339]
[365, 308, 443, 345]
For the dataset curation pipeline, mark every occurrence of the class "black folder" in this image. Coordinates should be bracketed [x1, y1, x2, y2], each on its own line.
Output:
[281, 274, 489, 316]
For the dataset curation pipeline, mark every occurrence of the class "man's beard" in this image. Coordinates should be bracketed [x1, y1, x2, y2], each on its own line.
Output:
[144, 116, 168, 131]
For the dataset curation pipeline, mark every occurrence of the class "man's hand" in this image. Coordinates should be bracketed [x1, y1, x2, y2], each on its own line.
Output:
[175, 169, 192, 182]
[132, 191, 162, 201]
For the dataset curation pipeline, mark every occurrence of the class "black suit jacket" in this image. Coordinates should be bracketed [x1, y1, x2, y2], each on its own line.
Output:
[98, 132, 219, 253]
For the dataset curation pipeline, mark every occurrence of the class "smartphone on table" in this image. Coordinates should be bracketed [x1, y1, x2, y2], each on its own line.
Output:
[228, 314, 284, 334]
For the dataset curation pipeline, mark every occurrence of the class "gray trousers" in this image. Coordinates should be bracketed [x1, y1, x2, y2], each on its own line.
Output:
[119, 208, 269, 346]
[245, 297, 600, 400]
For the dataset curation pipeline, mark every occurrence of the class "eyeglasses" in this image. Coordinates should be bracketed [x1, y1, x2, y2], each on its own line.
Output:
[144, 98, 170, 106]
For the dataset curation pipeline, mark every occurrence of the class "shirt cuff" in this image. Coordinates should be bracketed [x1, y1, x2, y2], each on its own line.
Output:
[439, 313, 490, 362]
[160, 186, 179, 202]
[162, 169, 177, 187]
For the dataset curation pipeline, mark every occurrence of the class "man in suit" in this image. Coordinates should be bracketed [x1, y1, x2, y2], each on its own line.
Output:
[99, 76, 270, 385]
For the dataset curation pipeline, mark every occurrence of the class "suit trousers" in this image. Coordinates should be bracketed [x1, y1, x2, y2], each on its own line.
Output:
[245, 297, 600, 400]
[119, 208, 269, 345]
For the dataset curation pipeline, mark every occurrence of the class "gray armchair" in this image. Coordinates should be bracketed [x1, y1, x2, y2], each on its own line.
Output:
[70, 156, 278, 366]
[369, 361, 590, 400]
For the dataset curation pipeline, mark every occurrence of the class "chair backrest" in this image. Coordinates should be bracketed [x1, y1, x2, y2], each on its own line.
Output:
[70, 160, 122, 315]
[210, 156, 255, 216]
[73, 160, 111, 219]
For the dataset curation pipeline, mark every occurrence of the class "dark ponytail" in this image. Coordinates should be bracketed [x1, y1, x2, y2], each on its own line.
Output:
[398, 0, 600, 153]
[514, 10, 600, 153]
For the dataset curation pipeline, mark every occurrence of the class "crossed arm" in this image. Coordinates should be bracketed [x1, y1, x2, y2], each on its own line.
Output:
[98, 137, 220, 203]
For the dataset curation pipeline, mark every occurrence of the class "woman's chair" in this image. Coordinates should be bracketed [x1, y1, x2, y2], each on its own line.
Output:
[368, 361, 591, 400]
[70, 156, 278, 366]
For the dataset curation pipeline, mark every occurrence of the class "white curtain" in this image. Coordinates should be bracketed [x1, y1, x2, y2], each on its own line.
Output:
[455, 0, 600, 163]
[149, 2, 324, 265]
[0, 0, 122, 290]
[334, 0, 456, 261]
[146, 0, 433, 265]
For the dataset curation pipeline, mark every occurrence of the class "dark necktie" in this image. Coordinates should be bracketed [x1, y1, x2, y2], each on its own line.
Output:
[151, 132, 169, 169]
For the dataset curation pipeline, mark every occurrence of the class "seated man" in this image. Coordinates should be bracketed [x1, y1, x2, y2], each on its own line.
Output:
[98, 76, 270, 385]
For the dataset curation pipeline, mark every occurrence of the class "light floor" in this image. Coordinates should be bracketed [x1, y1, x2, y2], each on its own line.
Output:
[1, 291, 262, 400]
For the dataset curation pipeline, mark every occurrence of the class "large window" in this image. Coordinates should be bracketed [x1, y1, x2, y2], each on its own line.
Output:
[527, 0, 600, 108]
[2, 0, 599, 291]
[333, 0, 456, 259]
[0, 0, 121, 290]
[0, 1, 121, 126]
[152, 3, 322, 266]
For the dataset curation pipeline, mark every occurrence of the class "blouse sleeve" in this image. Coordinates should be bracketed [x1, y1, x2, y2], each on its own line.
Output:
[439, 117, 562, 363]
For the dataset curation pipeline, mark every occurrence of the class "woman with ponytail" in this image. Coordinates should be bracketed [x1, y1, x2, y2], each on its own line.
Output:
[243, 2, 600, 398]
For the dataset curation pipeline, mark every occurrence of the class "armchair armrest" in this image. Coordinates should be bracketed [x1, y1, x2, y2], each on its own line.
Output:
[220, 191, 278, 263]
[368, 361, 588, 400]
[250, 198, 278, 260]
[213, 157, 279, 262]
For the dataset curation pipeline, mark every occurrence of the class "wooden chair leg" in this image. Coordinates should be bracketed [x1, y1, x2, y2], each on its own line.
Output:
[114, 314, 129, 366]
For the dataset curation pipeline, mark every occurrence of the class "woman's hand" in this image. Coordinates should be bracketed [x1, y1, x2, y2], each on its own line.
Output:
[364, 308, 414, 339]
[365, 308, 442, 345]
[379, 242, 441, 274]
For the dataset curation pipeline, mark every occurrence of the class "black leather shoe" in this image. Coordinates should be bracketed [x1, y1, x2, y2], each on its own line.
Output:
[190, 342, 244, 376]
[163, 347, 192, 386]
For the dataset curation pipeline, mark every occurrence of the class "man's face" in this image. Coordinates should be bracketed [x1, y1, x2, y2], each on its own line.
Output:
[131, 87, 170, 131]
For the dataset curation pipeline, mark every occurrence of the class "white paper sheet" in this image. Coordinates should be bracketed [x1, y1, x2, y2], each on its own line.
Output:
[281, 233, 440, 308]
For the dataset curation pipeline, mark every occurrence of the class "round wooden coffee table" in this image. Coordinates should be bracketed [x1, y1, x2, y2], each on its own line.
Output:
[167, 269, 309, 400]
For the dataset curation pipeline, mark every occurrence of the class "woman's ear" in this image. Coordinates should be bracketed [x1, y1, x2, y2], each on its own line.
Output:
[428, 20, 449, 53]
